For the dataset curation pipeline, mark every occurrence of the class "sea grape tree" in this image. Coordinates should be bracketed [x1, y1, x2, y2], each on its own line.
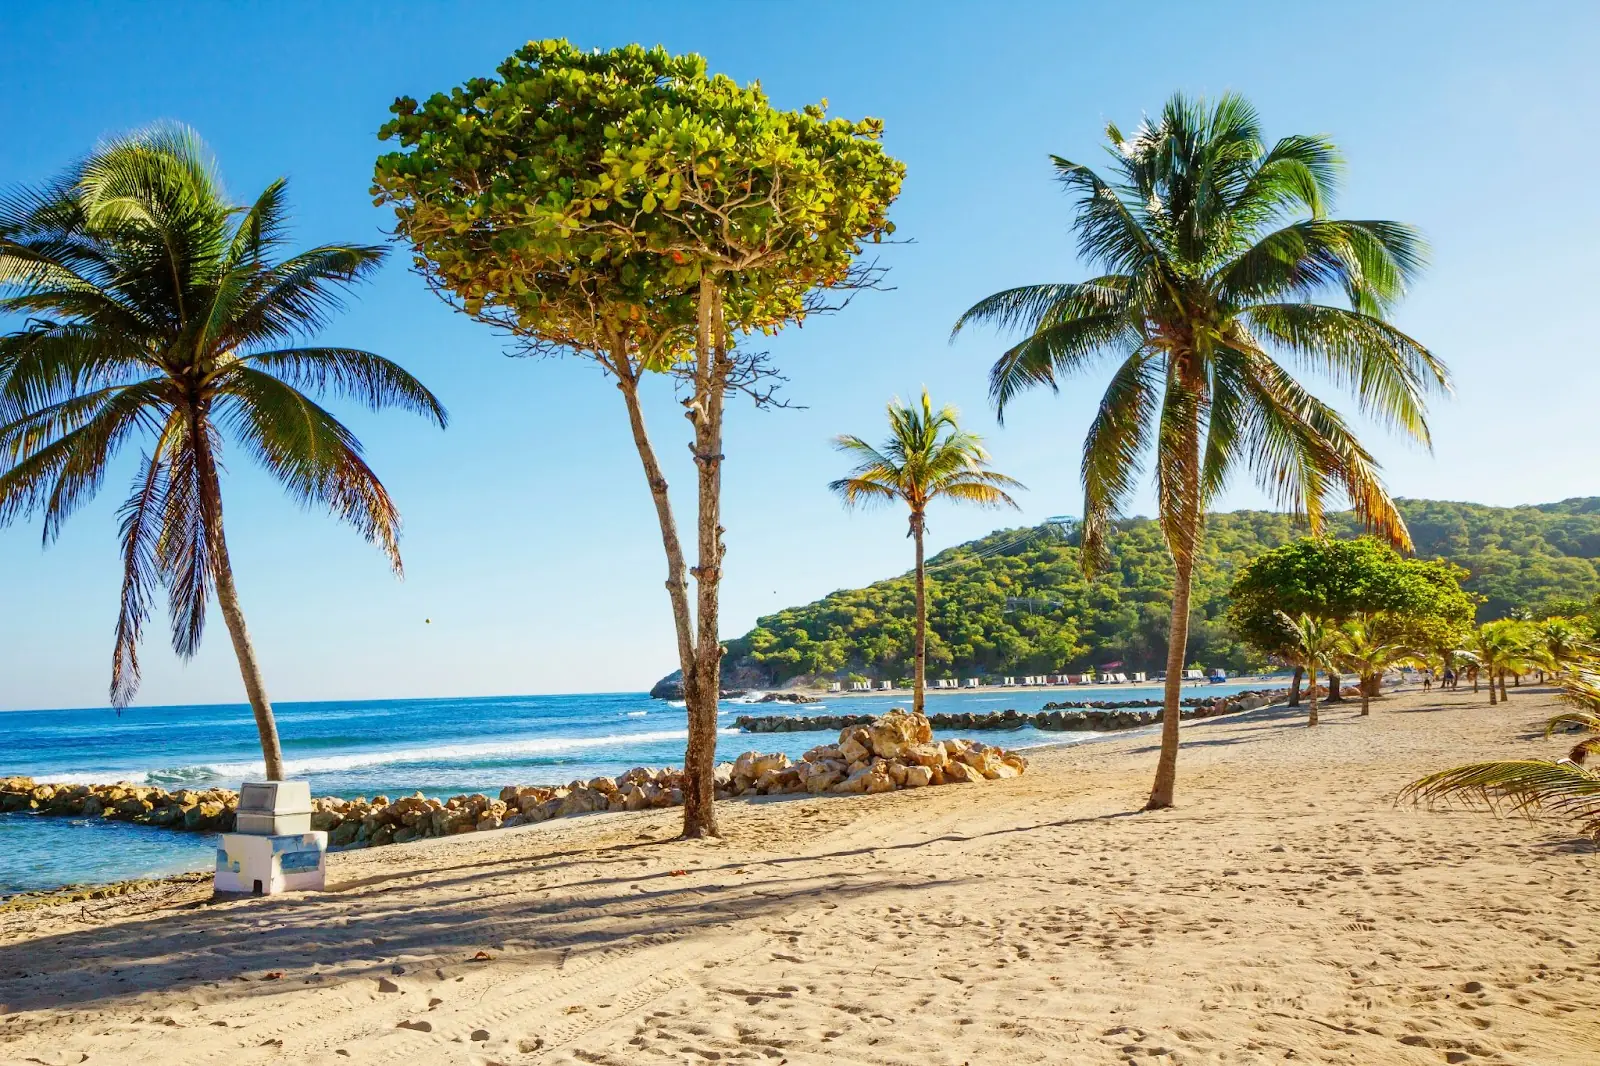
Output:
[374, 39, 903, 836]
[1226, 536, 1475, 700]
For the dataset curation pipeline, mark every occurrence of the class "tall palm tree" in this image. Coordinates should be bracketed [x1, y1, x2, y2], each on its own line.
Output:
[953, 93, 1448, 808]
[1277, 612, 1335, 726]
[830, 390, 1022, 714]
[0, 125, 446, 779]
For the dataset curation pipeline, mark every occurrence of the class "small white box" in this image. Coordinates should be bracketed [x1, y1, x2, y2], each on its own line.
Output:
[236, 780, 313, 835]
[214, 831, 328, 897]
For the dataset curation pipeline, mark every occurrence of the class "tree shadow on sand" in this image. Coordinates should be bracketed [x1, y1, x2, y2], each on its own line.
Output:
[0, 804, 1144, 1016]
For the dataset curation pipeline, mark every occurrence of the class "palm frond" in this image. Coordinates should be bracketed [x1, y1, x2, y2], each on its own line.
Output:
[1400, 760, 1600, 840]
[241, 347, 448, 426]
[217, 367, 403, 572]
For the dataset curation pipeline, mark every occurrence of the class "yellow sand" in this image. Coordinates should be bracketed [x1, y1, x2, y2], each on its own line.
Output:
[2, 684, 1597, 1065]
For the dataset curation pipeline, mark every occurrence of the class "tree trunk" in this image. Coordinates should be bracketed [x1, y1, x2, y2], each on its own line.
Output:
[196, 422, 284, 780]
[912, 511, 927, 716]
[1359, 674, 1371, 716]
[682, 280, 732, 839]
[1147, 411, 1202, 812]
[1148, 550, 1193, 810]
[1499, 670, 1509, 701]
[1307, 664, 1319, 726]
[1487, 665, 1496, 704]
[1326, 672, 1343, 702]
[1288, 666, 1303, 706]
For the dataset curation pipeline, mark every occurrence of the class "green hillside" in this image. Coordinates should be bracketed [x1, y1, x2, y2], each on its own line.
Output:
[725, 498, 1600, 684]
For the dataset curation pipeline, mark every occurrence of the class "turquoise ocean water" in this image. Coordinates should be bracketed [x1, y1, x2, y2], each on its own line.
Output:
[0, 683, 1266, 893]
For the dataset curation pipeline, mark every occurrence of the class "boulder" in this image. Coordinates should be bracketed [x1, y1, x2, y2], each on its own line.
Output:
[838, 729, 872, 764]
[902, 765, 934, 788]
[942, 761, 983, 784]
[867, 710, 931, 759]
[330, 820, 361, 847]
[557, 788, 607, 817]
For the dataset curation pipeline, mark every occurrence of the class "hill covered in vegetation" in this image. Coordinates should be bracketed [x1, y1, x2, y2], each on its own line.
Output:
[721, 498, 1600, 685]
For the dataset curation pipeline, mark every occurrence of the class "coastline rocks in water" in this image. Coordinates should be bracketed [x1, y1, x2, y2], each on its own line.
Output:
[754, 691, 820, 704]
[1, 710, 1027, 860]
[733, 687, 1295, 735]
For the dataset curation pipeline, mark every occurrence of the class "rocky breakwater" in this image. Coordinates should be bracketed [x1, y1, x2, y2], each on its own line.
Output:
[0, 777, 239, 830]
[0, 710, 1025, 859]
[737, 687, 1295, 734]
[724, 709, 1027, 797]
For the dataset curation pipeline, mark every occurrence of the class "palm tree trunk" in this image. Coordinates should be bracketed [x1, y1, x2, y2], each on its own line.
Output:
[1359, 675, 1371, 716]
[1487, 664, 1497, 705]
[1288, 666, 1303, 706]
[1148, 552, 1193, 810]
[912, 510, 926, 717]
[682, 281, 731, 839]
[1499, 670, 1509, 701]
[195, 422, 284, 780]
[1327, 672, 1343, 702]
[1307, 664, 1319, 726]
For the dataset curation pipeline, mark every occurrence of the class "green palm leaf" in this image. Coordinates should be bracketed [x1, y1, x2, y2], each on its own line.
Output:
[0, 124, 444, 778]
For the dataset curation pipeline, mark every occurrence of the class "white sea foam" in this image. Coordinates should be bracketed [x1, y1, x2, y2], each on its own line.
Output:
[624, 711, 648, 717]
[49, 727, 748, 786]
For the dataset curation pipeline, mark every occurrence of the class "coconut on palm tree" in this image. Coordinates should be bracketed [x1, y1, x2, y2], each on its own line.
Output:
[830, 390, 1022, 714]
[0, 126, 446, 779]
[953, 93, 1448, 808]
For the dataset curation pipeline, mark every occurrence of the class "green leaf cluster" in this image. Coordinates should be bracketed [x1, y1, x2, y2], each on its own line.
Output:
[1225, 535, 1475, 661]
[373, 39, 903, 358]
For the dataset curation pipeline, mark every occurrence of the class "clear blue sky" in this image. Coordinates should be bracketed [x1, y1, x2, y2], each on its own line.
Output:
[3, 1, 1596, 711]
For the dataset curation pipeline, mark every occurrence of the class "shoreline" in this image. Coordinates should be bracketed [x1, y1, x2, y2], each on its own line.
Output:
[4, 684, 1595, 1064]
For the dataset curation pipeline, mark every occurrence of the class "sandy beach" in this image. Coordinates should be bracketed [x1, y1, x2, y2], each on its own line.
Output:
[2, 684, 1596, 1066]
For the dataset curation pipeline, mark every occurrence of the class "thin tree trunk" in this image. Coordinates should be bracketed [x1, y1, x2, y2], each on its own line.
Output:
[196, 422, 284, 780]
[1288, 665, 1303, 706]
[1147, 411, 1202, 812]
[682, 280, 731, 839]
[1499, 670, 1509, 701]
[1307, 664, 1319, 726]
[1148, 552, 1193, 810]
[912, 511, 926, 716]
[1487, 665, 1496, 704]
[1360, 674, 1371, 716]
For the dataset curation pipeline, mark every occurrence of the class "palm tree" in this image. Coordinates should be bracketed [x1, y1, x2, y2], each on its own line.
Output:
[1333, 615, 1425, 715]
[1401, 661, 1600, 841]
[1277, 612, 1336, 726]
[0, 126, 446, 779]
[1469, 621, 1553, 705]
[830, 390, 1022, 714]
[1539, 617, 1591, 677]
[953, 93, 1448, 808]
